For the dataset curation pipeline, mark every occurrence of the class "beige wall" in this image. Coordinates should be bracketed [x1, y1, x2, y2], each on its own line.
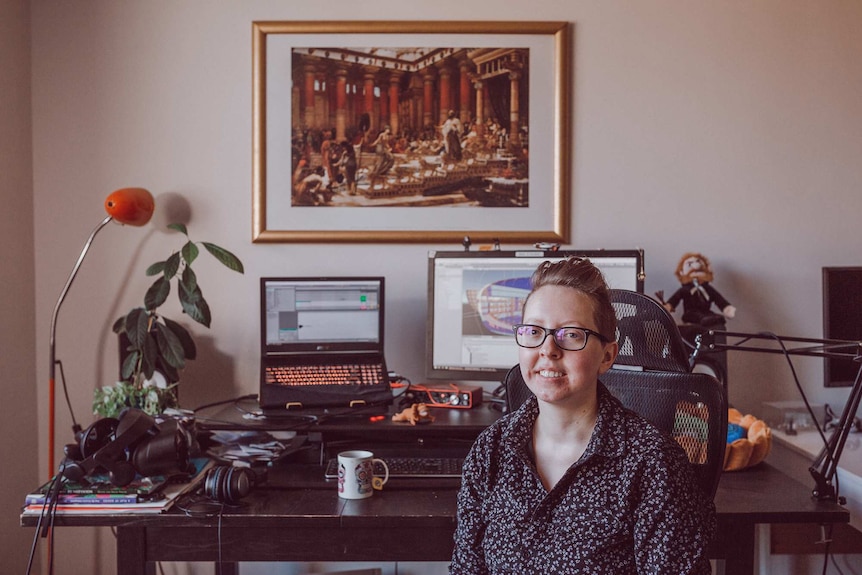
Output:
[0, 0, 39, 572]
[13, 1, 862, 573]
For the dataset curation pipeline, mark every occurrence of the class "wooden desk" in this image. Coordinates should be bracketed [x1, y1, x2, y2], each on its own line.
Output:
[23, 462, 848, 575]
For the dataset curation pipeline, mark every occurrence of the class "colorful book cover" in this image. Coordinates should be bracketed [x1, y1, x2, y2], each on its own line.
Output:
[22, 458, 214, 515]
[25, 474, 169, 506]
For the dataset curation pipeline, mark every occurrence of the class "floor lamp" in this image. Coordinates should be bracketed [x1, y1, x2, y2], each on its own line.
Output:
[694, 330, 862, 504]
[48, 187, 155, 476]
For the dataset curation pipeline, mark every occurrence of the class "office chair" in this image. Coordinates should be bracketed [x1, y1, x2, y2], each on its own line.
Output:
[504, 289, 728, 499]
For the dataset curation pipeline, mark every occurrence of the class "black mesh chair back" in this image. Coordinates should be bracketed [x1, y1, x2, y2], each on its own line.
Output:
[610, 288, 691, 372]
[600, 368, 726, 498]
[503, 289, 727, 499]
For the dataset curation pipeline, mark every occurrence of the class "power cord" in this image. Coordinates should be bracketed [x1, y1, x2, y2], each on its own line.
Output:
[25, 460, 68, 575]
[55, 359, 83, 440]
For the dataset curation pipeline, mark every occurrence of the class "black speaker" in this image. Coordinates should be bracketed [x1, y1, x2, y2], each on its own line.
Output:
[823, 267, 862, 387]
[203, 466, 254, 504]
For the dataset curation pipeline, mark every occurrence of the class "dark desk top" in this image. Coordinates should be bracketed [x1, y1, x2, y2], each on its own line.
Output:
[24, 462, 849, 529]
[714, 463, 850, 524]
[196, 396, 502, 442]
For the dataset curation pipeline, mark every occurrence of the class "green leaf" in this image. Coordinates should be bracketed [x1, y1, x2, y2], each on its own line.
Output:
[125, 308, 149, 348]
[164, 252, 181, 280]
[202, 242, 244, 274]
[181, 264, 198, 295]
[121, 350, 140, 380]
[141, 333, 159, 380]
[158, 361, 180, 384]
[92, 381, 178, 418]
[168, 223, 188, 235]
[154, 322, 186, 370]
[144, 276, 171, 310]
[179, 283, 211, 327]
[163, 316, 196, 360]
[145, 261, 166, 277]
[178, 278, 203, 303]
[112, 315, 126, 334]
[181, 241, 199, 266]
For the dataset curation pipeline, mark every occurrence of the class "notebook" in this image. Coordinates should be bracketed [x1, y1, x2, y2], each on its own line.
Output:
[259, 277, 392, 412]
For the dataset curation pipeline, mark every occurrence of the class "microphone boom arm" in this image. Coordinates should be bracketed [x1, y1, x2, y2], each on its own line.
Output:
[695, 329, 862, 504]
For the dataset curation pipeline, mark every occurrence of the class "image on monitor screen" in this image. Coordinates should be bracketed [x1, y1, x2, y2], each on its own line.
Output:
[426, 249, 644, 382]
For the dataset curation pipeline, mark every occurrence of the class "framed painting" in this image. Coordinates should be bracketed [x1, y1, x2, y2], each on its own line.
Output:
[252, 20, 571, 243]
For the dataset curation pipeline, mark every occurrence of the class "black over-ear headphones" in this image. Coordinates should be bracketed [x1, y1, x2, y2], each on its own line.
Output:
[62, 408, 192, 487]
[203, 466, 255, 504]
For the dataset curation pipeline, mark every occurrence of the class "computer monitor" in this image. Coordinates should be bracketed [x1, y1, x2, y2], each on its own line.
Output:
[426, 249, 645, 382]
[822, 267, 862, 388]
[261, 277, 384, 355]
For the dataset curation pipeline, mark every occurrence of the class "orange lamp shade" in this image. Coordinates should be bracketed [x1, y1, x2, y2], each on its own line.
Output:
[104, 187, 155, 226]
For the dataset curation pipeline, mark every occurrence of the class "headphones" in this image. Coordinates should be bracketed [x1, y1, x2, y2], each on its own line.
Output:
[62, 408, 192, 487]
[203, 465, 255, 504]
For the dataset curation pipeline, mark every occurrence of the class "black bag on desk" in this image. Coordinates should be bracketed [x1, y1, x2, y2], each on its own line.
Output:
[258, 277, 392, 413]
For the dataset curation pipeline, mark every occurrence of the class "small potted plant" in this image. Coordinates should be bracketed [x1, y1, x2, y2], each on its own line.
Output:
[93, 224, 244, 418]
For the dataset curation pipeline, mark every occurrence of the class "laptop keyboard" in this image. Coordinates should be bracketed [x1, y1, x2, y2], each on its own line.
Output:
[325, 456, 465, 479]
[266, 363, 386, 386]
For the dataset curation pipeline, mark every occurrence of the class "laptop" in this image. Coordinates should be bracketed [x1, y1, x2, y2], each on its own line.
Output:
[259, 277, 392, 413]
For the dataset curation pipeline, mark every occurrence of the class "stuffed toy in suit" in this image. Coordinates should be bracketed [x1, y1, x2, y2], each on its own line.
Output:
[662, 252, 736, 327]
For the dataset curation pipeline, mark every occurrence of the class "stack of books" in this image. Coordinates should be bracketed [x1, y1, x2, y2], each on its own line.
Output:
[22, 459, 213, 516]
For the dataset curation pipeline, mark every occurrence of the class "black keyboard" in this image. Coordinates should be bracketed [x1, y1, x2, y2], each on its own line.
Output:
[265, 363, 385, 387]
[325, 456, 464, 479]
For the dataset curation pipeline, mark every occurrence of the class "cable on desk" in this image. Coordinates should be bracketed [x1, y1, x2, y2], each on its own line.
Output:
[192, 394, 321, 430]
[193, 394, 259, 414]
[217, 503, 225, 573]
[173, 495, 232, 573]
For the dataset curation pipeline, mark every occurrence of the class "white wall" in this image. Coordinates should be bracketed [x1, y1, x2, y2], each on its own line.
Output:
[21, 1, 862, 574]
[0, 0, 39, 573]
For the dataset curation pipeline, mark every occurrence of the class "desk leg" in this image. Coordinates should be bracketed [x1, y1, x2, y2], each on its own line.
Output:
[116, 526, 153, 575]
[721, 522, 756, 575]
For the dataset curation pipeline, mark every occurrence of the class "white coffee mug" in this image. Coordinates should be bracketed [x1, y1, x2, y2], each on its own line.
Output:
[337, 450, 389, 499]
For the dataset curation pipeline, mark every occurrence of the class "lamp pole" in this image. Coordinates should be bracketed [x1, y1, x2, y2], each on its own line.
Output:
[46, 186, 155, 477]
[48, 215, 113, 476]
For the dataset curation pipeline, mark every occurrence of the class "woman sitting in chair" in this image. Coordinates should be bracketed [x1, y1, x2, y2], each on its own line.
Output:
[450, 257, 715, 574]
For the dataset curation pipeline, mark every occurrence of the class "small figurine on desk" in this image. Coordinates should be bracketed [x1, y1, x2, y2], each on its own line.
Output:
[660, 252, 736, 327]
[392, 403, 435, 425]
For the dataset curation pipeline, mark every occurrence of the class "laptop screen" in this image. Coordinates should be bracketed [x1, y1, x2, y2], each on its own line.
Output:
[260, 277, 385, 356]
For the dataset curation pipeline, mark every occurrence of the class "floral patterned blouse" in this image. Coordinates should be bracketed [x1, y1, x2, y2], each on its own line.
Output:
[450, 383, 715, 574]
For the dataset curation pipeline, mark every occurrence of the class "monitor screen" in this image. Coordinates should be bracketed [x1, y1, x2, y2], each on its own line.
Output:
[822, 267, 862, 388]
[426, 249, 644, 382]
[260, 277, 384, 355]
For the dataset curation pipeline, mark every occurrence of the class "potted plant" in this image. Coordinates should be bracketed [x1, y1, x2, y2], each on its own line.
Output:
[93, 223, 244, 418]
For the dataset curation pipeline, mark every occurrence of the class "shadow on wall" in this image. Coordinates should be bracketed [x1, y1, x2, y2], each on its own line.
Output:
[177, 334, 239, 412]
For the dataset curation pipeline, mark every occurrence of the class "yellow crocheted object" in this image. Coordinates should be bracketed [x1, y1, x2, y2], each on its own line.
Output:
[724, 408, 772, 471]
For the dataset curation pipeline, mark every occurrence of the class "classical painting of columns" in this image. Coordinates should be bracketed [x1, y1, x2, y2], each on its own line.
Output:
[289, 47, 530, 208]
[253, 21, 570, 244]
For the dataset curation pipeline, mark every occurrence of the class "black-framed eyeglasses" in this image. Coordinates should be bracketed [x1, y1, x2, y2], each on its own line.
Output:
[512, 324, 610, 351]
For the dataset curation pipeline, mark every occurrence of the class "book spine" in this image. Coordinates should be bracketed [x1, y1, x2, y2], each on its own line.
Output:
[24, 493, 138, 506]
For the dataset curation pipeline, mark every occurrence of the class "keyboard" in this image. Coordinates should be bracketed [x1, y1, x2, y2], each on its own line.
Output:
[265, 363, 385, 387]
[325, 456, 464, 479]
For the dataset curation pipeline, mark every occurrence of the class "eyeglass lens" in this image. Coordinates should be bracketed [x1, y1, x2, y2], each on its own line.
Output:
[513, 325, 591, 351]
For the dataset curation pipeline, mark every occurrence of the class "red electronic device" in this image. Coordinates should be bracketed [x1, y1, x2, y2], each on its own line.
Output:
[403, 384, 483, 409]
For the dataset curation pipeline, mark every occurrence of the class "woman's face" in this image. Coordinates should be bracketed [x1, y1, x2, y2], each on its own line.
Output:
[518, 285, 618, 407]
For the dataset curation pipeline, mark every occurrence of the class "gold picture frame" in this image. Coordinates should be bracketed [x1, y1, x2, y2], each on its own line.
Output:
[252, 20, 571, 243]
